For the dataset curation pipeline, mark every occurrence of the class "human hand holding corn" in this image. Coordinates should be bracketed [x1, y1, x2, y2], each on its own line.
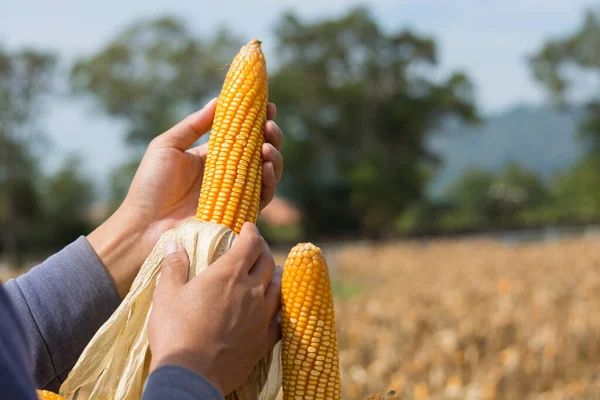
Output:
[59, 38, 398, 400]
[86, 98, 283, 298]
[148, 222, 282, 397]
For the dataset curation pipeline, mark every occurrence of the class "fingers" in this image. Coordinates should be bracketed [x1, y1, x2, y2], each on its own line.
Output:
[261, 117, 283, 212]
[265, 315, 282, 352]
[154, 98, 218, 151]
[260, 162, 276, 211]
[249, 239, 276, 289]
[262, 143, 283, 182]
[264, 120, 283, 151]
[267, 103, 276, 121]
[264, 265, 283, 320]
[157, 241, 190, 291]
[186, 142, 209, 160]
[221, 222, 263, 273]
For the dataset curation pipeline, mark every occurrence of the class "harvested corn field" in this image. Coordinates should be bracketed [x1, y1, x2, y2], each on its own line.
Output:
[272, 235, 600, 400]
[6, 234, 600, 399]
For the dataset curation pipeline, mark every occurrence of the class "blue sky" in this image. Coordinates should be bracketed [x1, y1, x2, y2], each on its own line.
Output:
[1, 0, 596, 192]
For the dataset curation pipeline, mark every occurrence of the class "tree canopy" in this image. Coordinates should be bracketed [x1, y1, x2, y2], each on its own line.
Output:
[269, 7, 478, 236]
[530, 9, 600, 151]
[70, 17, 242, 147]
[0, 47, 56, 265]
[66, 7, 479, 238]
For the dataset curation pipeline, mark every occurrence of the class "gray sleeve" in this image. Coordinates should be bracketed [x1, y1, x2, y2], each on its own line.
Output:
[142, 365, 224, 400]
[3, 236, 122, 392]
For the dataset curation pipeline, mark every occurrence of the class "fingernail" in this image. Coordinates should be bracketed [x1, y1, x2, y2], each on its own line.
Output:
[205, 97, 218, 107]
[270, 120, 281, 132]
[164, 240, 179, 256]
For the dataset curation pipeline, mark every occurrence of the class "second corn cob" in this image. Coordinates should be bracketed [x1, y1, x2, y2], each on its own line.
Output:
[281, 243, 341, 400]
[196, 39, 268, 234]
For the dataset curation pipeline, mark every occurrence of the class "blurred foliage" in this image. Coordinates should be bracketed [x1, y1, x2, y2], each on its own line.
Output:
[526, 8, 600, 228]
[394, 8, 600, 237]
[67, 7, 479, 238]
[270, 7, 479, 237]
[34, 156, 95, 250]
[530, 9, 600, 151]
[70, 16, 241, 147]
[68, 16, 244, 213]
[6, 7, 600, 264]
[257, 220, 305, 245]
[445, 169, 497, 222]
[397, 163, 553, 234]
[552, 155, 600, 221]
[0, 47, 55, 266]
[106, 159, 140, 214]
[0, 48, 96, 267]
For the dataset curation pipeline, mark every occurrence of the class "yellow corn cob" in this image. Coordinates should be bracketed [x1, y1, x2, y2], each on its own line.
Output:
[196, 38, 268, 234]
[281, 243, 341, 400]
[37, 390, 66, 400]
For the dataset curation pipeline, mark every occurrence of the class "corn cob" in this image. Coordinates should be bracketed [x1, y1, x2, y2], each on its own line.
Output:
[37, 390, 65, 400]
[281, 243, 341, 400]
[196, 38, 268, 234]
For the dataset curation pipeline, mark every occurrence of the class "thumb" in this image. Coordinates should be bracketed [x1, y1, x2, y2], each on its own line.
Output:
[158, 240, 190, 290]
[156, 97, 218, 151]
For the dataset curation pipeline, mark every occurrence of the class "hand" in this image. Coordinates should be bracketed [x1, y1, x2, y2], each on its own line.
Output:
[87, 99, 284, 297]
[148, 222, 283, 396]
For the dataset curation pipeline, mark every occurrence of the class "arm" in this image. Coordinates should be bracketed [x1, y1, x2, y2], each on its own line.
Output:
[0, 285, 43, 400]
[3, 236, 121, 391]
[142, 366, 224, 400]
[1, 99, 283, 393]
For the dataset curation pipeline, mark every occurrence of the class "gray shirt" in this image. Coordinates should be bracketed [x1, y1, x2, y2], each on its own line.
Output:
[0, 236, 223, 400]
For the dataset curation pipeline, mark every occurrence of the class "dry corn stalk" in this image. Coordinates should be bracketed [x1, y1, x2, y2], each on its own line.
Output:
[59, 39, 281, 400]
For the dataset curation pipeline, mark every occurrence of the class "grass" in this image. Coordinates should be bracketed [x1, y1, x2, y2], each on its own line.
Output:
[332, 278, 365, 300]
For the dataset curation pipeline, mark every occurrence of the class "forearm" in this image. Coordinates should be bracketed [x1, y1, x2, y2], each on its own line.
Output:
[0, 286, 39, 400]
[142, 365, 224, 400]
[86, 206, 149, 298]
[3, 237, 121, 391]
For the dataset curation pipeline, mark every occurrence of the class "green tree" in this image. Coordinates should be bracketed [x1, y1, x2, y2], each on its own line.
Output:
[444, 163, 550, 229]
[530, 9, 600, 151]
[106, 160, 140, 215]
[530, 9, 600, 225]
[69, 17, 243, 208]
[496, 163, 549, 208]
[269, 7, 478, 237]
[491, 163, 551, 225]
[36, 156, 95, 250]
[0, 47, 56, 266]
[445, 168, 496, 221]
[70, 17, 241, 147]
[552, 155, 600, 221]
[68, 9, 479, 238]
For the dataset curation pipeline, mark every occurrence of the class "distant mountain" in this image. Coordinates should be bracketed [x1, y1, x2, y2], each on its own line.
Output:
[426, 104, 587, 197]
